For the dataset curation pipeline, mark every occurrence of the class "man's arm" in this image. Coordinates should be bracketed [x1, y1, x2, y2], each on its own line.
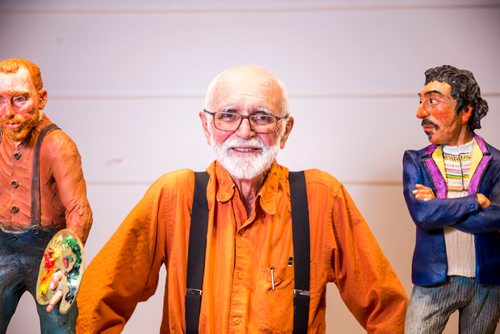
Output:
[453, 175, 500, 233]
[41, 131, 92, 312]
[49, 131, 92, 242]
[76, 178, 167, 333]
[404, 151, 500, 233]
[402, 151, 479, 230]
[331, 183, 408, 333]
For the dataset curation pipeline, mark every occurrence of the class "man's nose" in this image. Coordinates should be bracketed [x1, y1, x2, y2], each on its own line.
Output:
[416, 104, 429, 119]
[236, 118, 255, 138]
[1, 101, 15, 119]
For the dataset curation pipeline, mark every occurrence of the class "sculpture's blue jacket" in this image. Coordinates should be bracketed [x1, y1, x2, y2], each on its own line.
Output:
[403, 135, 500, 286]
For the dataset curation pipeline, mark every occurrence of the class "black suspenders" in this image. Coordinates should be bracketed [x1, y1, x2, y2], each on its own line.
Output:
[185, 171, 310, 333]
[185, 172, 210, 334]
[31, 124, 59, 227]
[289, 171, 311, 334]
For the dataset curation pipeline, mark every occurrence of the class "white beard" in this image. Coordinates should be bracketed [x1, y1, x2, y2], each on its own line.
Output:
[211, 136, 280, 180]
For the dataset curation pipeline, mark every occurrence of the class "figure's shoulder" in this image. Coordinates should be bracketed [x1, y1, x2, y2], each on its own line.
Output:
[402, 146, 432, 169]
[299, 169, 355, 205]
[485, 141, 500, 158]
[403, 146, 428, 158]
[303, 169, 343, 191]
[146, 169, 199, 201]
[483, 142, 500, 175]
[128, 169, 196, 210]
[41, 120, 78, 152]
[153, 169, 195, 190]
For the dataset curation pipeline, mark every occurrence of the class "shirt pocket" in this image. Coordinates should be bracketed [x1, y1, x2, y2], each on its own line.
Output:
[255, 264, 294, 333]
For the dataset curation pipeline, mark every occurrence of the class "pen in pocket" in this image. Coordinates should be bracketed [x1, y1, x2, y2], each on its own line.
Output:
[270, 266, 275, 290]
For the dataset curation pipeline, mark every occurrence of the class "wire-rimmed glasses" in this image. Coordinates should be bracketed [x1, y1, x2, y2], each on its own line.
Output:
[203, 109, 288, 134]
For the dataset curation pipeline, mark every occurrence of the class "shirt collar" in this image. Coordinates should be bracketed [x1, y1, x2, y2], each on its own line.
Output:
[210, 161, 236, 203]
[208, 160, 286, 215]
[257, 161, 283, 215]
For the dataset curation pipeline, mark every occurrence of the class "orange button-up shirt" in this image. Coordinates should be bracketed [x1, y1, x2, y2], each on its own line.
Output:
[0, 114, 92, 242]
[77, 161, 407, 333]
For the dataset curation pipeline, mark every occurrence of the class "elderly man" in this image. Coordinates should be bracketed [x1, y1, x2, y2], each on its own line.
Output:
[0, 58, 92, 333]
[77, 65, 407, 333]
[403, 65, 500, 333]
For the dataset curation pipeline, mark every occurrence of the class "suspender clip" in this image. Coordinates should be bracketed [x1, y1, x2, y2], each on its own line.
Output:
[294, 289, 310, 297]
[186, 288, 202, 296]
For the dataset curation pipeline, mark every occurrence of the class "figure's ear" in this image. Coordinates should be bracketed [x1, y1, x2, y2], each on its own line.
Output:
[279, 116, 294, 149]
[461, 105, 473, 125]
[38, 90, 48, 110]
[199, 111, 212, 145]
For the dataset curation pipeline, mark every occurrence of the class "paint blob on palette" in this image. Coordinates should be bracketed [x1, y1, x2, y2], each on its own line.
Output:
[36, 229, 85, 314]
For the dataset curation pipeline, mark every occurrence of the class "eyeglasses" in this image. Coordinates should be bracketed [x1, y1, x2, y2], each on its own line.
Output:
[203, 109, 289, 134]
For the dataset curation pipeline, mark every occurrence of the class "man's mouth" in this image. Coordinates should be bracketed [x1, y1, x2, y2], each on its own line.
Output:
[421, 119, 439, 132]
[422, 125, 434, 133]
[1, 122, 22, 130]
[230, 147, 261, 153]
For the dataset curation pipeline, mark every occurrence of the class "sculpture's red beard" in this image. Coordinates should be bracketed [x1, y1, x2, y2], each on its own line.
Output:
[1, 108, 40, 142]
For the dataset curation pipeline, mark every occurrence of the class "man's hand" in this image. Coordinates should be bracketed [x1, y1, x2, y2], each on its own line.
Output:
[477, 193, 491, 209]
[412, 184, 435, 201]
[46, 271, 64, 312]
[413, 184, 491, 210]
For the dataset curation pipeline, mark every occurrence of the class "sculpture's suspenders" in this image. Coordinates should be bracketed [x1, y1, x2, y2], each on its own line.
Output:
[185, 171, 310, 333]
[31, 124, 60, 227]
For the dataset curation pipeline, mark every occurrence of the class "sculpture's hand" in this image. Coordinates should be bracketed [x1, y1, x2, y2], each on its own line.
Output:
[477, 193, 491, 209]
[46, 271, 64, 313]
[412, 184, 435, 201]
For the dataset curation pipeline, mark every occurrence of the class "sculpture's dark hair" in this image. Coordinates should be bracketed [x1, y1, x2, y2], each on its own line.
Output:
[424, 65, 488, 131]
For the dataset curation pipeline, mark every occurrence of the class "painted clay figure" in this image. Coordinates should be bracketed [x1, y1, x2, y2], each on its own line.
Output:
[403, 65, 500, 333]
[0, 58, 92, 334]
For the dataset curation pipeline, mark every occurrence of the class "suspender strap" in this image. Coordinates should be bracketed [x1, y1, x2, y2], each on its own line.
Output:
[289, 171, 310, 334]
[185, 171, 209, 334]
[31, 124, 60, 227]
[184, 171, 310, 333]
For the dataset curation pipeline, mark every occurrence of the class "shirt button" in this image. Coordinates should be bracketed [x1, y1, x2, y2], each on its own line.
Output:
[237, 272, 244, 280]
[14, 152, 22, 160]
[11, 180, 19, 189]
[469, 203, 475, 209]
[11, 206, 20, 213]
[233, 317, 241, 325]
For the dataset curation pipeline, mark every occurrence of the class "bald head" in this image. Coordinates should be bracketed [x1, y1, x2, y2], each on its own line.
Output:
[204, 65, 289, 117]
[199, 65, 295, 181]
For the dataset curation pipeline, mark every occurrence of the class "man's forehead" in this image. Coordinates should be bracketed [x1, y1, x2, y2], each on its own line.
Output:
[419, 80, 452, 96]
[0, 67, 34, 92]
[212, 87, 280, 111]
[218, 73, 276, 90]
[212, 77, 279, 101]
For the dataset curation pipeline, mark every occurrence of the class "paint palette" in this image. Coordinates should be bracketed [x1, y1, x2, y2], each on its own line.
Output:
[36, 229, 85, 314]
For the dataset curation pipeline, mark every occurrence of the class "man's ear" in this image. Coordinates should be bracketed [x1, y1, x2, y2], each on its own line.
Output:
[199, 111, 212, 145]
[461, 105, 473, 124]
[38, 90, 48, 110]
[279, 116, 294, 149]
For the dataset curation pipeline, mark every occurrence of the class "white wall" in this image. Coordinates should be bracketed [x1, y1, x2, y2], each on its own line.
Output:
[1, 0, 499, 333]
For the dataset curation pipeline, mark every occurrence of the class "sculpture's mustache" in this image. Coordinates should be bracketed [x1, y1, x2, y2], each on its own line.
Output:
[421, 119, 439, 130]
